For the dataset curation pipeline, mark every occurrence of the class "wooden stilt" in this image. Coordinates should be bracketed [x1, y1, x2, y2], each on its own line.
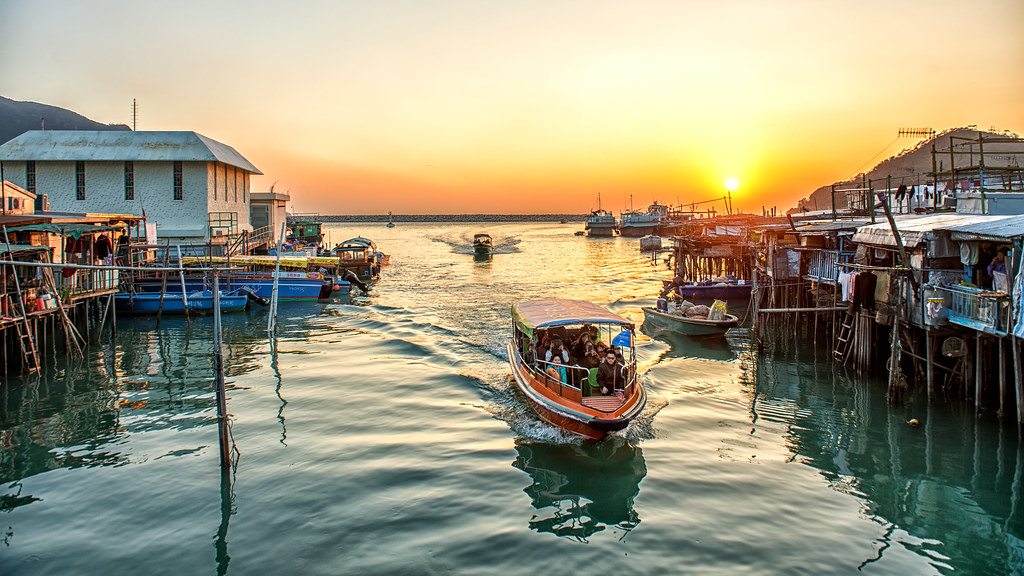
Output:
[975, 334, 983, 416]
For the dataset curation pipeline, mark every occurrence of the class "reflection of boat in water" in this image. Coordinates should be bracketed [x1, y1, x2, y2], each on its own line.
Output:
[641, 306, 739, 338]
[473, 233, 493, 254]
[507, 298, 647, 441]
[641, 320, 737, 361]
[512, 437, 646, 541]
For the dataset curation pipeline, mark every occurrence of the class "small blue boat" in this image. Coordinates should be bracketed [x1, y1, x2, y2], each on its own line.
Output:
[114, 290, 249, 314]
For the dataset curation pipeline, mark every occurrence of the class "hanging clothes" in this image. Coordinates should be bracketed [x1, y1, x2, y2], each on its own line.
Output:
[850, 272, 877, 313]
[838, 271, 854, 302]
[94, 234, 112, 260]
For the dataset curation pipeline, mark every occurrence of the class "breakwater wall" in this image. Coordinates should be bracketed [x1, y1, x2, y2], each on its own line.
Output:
[287, 214, 585, 223]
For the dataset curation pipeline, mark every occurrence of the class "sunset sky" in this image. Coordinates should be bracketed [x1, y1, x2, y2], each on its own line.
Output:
[3, 0, 1023, 215]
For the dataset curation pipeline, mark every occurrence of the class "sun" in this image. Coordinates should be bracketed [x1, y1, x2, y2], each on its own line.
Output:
[725, 178, 739, 191]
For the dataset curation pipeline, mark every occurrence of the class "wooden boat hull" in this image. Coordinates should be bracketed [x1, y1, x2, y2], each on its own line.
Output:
[133, 274, 325, 301]
[115, 292, 248, 314]
[642, 307, 739, 337]
[506, 342, 646, 441]
[674, 283, 752, 301]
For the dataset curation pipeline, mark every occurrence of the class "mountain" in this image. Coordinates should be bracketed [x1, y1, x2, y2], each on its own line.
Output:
[0, 95, 131, 144]
[792, 127, 1022, 213]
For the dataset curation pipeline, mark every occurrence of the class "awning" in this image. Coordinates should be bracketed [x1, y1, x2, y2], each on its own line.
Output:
[512, 298, 631, 333]
[941, 215, 1024, 243]
[851, 214, 1012, 248]
[5, 223, 123, 239]
[0, 244, 54, 256]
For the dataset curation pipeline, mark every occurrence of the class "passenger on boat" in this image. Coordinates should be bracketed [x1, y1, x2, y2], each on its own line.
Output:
[572, 331, 594, 359]
[545, 338, 570, 364]
[597, 350, 621, 396]
[579, 343, 601, 369]
[546, 354, 567, 383]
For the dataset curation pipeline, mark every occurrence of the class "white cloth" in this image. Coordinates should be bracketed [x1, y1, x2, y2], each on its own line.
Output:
[960, 242, 979, 266]
[838, 271, 854, 302]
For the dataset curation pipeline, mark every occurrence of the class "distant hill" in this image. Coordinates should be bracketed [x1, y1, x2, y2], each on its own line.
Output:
[792, 127, 1022, 213]
[0, 95, 130, 144]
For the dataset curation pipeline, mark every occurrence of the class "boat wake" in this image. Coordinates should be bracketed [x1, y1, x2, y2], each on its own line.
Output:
[432, 233, 522, 255]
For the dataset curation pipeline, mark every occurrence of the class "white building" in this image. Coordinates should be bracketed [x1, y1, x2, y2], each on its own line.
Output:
[0, 130, 262, 243]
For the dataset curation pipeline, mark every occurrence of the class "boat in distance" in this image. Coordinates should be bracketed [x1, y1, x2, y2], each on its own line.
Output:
[641, 306, 739, 338]
[473, 233, 493, 254]
[507, 298, 647, 441]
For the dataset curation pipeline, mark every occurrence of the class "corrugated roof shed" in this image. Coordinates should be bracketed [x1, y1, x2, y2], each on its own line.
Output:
[852, 214, 1013, 247]
[941, 214, 1024, 242]
[0, 130, 262, 174]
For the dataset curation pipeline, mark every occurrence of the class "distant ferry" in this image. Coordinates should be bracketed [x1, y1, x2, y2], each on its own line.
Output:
[619, 202, 668, 237]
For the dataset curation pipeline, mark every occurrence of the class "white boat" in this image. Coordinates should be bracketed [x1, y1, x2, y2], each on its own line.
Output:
[585, 193, 618, 237]
[639, 235, 662, 251]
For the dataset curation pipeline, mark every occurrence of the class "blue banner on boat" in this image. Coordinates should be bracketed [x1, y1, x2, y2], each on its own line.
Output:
[612, 330, 631, 347]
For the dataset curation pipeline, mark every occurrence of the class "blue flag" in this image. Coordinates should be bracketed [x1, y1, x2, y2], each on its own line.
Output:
[611, 330, 631, 347]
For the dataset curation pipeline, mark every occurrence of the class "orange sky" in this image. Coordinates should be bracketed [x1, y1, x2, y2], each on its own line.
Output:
[3, 0, 1023, 215]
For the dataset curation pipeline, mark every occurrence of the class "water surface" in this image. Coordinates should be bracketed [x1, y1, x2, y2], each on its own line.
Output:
[2, 222, 1022, 575]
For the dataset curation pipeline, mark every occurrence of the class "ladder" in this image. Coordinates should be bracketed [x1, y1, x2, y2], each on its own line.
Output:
[14, 314, 40, 374]
[833, 312, 855, 363]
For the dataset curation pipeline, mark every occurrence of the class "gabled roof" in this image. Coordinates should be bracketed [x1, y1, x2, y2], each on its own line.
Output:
[0, 130, 262, 174]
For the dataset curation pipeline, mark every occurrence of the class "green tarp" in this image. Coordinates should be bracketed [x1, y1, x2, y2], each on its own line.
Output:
[5, 223, 122, 239]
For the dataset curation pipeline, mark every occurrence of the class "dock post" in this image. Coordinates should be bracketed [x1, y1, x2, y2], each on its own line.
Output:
[999, 338, 1006, 418]
[213, 270, 231, 469]
[1013, 338, 1023, 433]
[926, 328, 933, 403]
[975, 335, 983, 416]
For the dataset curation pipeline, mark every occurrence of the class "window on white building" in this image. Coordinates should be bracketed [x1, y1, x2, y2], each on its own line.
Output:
[26, 161, 35, 194]
[174, 161, 183, 200]
[125, 161, 134, 201]
[76, 161, 85, 200]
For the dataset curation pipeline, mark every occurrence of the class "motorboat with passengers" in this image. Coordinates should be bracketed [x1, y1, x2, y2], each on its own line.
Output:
[507, 298, 647, 441]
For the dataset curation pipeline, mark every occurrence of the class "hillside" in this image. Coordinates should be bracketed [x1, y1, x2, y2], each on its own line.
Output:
[792, 127, 1022, 213]
[0, 95, 130, 144]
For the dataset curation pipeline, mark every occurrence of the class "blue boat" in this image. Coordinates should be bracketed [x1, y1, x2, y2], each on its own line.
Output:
[114, 290, 249, 314]
[131, 272, 326, 301]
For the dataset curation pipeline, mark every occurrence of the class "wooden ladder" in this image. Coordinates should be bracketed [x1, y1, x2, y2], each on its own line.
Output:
[14, 315, 40, 374]
[833, 312, 854, 363]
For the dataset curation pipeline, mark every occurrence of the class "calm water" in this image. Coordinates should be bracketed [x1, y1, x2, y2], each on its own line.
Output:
[2, 222, 1022, 575]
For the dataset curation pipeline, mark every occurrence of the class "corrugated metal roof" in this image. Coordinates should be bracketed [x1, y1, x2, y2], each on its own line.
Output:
[0, 130, 262, 174]
[852, 214, 1013, 247]
[939, 214, 1024, 242]
[796, 218, 871, 233]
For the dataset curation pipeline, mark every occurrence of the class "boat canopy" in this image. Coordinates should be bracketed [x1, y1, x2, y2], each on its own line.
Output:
[340, 237, 376, 249]
[512, 298, 631, 335]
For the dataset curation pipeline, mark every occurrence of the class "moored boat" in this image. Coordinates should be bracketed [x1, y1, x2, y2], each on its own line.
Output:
[641, 305, 739, 338]
[114, 290, 249, 314]
[639, 234, 662, 251]
[473, 233, 493, 254]
[507, 298, 647, 441]
[619, 202, 668, 237]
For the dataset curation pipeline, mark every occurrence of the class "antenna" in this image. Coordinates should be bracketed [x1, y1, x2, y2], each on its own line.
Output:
[132, 98, 137, 131]
[898, 127, 934, 138]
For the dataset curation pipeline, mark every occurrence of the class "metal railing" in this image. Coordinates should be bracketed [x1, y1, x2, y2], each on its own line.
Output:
[939, 284, 1012, 336]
